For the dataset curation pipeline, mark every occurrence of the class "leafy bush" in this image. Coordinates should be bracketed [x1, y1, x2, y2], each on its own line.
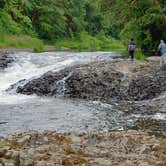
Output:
[77, 32, 101, 51]
[134, 51, 146, 61]
[0, 10, 22, 34]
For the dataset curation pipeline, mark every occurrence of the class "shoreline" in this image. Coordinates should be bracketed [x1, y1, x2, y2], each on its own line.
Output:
[0, 51, 165, 165]
[0, 130, 166, 165]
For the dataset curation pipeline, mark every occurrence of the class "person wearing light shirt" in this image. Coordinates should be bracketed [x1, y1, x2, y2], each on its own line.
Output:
[158, 39, 166, 69]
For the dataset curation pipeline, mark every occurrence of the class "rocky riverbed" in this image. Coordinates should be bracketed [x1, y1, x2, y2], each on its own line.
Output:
[0, 130, 166, 166]
[14, 58, 166, 138]
[0, 52, 166, 165]
[15, 58, 166, 115]
[16, 59, 166, 101]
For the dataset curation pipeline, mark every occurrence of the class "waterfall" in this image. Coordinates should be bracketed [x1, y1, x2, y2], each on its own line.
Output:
[55, 72, 73, 97]
[1, 51, 134, 136]
[0, 51, 116, 104]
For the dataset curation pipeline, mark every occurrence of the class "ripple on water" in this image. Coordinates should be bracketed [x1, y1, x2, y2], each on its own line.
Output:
[0, 51, 165, 137]
[0, 97, 135, 136]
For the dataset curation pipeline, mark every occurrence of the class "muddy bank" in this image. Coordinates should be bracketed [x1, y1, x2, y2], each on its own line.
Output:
[0, 130, 166, 165]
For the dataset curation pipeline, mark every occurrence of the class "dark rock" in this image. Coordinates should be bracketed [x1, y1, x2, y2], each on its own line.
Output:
[16, 61, 166, 102]
[16, 62, 128, 101]
[0, 52, 14, 69]
[127, 68, 166, 100]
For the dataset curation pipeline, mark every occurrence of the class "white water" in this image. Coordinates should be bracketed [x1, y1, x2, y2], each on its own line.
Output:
[1, 51, 132, 136]
[0, 51, 118, 104]
[0, 51, 165, 136]
[55, 71, 73, 96]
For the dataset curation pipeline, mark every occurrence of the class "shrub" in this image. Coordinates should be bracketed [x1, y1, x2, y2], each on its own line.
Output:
[135, 51, 146, 61]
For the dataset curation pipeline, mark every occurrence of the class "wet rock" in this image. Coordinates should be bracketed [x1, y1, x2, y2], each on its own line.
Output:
[16, 62, 127, 101]
[0, 52, 14, 69]
[127, 68, 166, 100]
[16, 60, 166, 102]
[11, 59, 166, 139]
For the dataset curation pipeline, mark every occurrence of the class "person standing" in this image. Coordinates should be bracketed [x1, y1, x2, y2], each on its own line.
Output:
[128, 38, 136, 61]
[158, 39, 166, 69]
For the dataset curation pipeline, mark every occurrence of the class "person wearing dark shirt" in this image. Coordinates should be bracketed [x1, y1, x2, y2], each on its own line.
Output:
[128, 38, 136, 61]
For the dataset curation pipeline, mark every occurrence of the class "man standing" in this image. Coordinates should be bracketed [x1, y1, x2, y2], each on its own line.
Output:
[128, 38, 136, 61]
[158, 39, 166, 69]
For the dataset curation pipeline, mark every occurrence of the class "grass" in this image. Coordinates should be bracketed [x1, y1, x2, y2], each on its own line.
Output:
[134, 51, 147, 61]
[0, 31, 126, 53]
[0, 34, 44, 52]
[54, 32, 125, 52]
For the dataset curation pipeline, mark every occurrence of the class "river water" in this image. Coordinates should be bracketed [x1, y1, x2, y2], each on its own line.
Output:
[0, 52, 165, 136]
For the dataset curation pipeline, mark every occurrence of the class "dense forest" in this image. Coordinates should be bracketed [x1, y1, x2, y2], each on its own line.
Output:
[0, 0, 166, 52]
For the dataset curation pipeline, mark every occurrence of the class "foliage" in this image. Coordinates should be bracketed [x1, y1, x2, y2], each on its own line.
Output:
[0, 0, 5, 8]
[0, 34, 44, 52]
[54, 32, 125, 51]
[98, 0, 166, 50]
[134, 51, 147, 61]
[0, 0, 165, 52]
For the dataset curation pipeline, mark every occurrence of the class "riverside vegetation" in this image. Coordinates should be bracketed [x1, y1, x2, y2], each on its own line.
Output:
[0, 1, 166, 165]
[0, 55, 166, 165]
[0, 0, 166, 54]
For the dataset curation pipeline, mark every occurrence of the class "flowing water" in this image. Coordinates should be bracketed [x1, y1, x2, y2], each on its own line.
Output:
[0, 51, 165, 137]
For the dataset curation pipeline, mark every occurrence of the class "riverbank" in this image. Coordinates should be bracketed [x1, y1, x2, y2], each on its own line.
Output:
[0, 51, 165, 165]
[0, 130, 166, 165]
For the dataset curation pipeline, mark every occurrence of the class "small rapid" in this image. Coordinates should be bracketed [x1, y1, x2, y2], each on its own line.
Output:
[0, 51, 165, 137]
[0, 51, 118, 104]
[1, 51, 130, 136]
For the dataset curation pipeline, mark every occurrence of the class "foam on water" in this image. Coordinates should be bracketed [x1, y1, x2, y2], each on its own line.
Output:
[0, 51, 132, 136]
[0, 51, 115, 104]
[132, 113, 166, 121]
[0, 51, 165, 137]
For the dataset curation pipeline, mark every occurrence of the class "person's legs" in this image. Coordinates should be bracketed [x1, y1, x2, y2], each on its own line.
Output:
[160, 54, 166, 70]
[160, 55, 163, 67]
[129, 51, 134, 61]
[163, 54, 166, 63]
[132, 51, 134, 61]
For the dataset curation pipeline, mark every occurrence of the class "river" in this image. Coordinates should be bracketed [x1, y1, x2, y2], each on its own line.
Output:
[0, 51, 165, 136]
